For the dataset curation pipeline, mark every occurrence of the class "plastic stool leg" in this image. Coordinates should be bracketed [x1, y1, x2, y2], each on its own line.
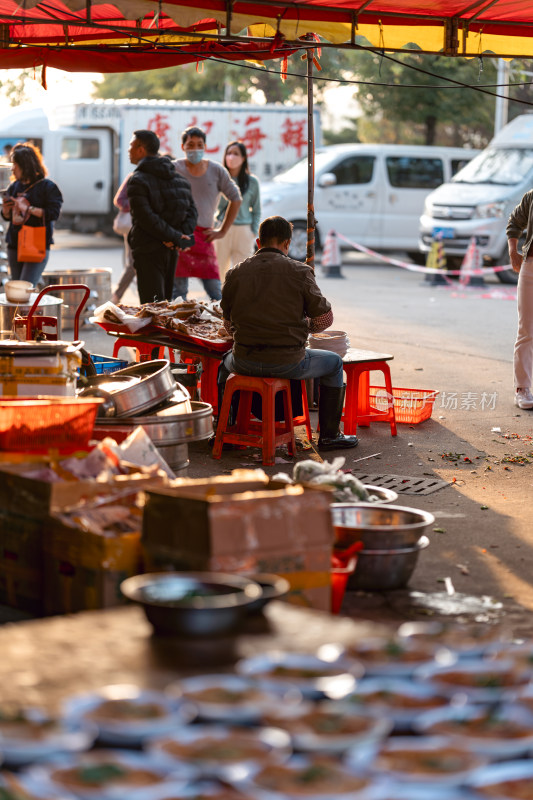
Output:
[282, 385, 296, 457]
[212, 383, 235, 459]
[261, 383, 277, 466]
[357, 370, 371, 427]
[301, 380, 313, 440]
[382, 364, 398, 436]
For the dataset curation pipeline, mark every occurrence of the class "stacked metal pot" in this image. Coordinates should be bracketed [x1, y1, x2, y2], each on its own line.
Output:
[331, 502, 434, 591]
[78, 359, 212, 474]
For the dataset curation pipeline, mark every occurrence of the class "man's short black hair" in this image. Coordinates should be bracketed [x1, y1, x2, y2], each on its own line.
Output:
[181, 126, 207, 145]
[258, 216, 293, 246]
[133, 130, 160, 155]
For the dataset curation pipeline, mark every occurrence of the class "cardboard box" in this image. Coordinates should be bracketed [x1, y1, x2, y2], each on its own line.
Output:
[0, 463, 165, 520]
[43, 503, 143, 615]
[0, 511, 44, 614]
[142, 473, 334, 611]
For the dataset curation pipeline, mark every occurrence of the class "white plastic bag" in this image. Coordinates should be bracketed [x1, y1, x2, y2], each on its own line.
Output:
[113, 210, 132, 236]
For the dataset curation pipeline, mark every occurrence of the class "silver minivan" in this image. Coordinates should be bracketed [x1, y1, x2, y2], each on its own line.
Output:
[260, 143, 478, 262]
[419, 114, 533, 284]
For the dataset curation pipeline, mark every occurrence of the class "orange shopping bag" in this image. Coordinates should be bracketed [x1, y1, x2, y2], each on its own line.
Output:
[17, 218, 46, 263]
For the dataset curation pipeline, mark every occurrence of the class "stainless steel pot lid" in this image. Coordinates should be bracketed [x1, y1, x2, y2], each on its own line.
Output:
[0, 339, 84, 355]
[0, 293, 63, 308]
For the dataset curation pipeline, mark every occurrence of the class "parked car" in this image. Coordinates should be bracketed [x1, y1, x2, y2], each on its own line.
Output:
[260, 143, 479, 263]
[419, 114, 533, 284]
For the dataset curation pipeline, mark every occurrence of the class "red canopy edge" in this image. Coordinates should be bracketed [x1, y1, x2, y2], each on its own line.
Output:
[0, 38, 300, 71]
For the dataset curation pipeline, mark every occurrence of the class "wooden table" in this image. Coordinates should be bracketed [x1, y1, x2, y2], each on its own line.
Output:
[0, 603, 380, 712]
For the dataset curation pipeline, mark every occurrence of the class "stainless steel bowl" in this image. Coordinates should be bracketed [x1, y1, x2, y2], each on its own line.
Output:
[348, 536, 430, 591]
[120, 572, 262, 637]
[332, 504, 434, 550]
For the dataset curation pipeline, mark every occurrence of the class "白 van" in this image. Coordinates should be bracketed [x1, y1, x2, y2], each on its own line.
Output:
[260, 143, 479, 263]
[419, 114, 533, 284]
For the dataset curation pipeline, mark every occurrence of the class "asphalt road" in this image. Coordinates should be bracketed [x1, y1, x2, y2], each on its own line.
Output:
[48, 233, 533, 635]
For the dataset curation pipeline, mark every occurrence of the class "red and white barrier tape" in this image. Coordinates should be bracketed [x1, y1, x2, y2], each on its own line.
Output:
[334, 232, 512, 277]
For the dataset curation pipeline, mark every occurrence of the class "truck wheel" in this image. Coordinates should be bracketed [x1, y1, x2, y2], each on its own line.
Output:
[288, 222, 321, 262]
[407, 251, 426, 266]
[487, 244, 517, 285]
[496, 266, 518, 285]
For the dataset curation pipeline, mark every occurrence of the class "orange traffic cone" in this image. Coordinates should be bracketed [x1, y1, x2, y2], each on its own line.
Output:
[321, 230, 344, 278]
[460, 237, 485, 287]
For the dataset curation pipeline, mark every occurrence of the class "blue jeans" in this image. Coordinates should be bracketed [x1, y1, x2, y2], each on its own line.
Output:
[173, 276, 222, 302]
[219, 348, 344, 388]
[8, 247, 50, 284]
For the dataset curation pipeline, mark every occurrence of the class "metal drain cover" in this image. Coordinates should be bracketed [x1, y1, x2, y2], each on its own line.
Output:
[354, 473, 450, 495]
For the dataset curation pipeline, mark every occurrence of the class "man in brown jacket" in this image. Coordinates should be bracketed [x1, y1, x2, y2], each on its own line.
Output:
[219, 215, 357, 450]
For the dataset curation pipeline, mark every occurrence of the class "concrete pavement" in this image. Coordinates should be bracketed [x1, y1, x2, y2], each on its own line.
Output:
[31, 234, 533, 635]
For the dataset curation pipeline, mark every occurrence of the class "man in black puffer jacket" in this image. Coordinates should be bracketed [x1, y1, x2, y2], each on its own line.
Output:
[127, 129, 197, 303]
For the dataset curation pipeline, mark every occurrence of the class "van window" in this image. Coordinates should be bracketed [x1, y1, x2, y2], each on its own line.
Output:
[453, 147, 533, 186]
[331, 155, 375, 185]
[451, 158, 474, 176]
[61, 137, 100, 160]
[386, 157, 444, 189]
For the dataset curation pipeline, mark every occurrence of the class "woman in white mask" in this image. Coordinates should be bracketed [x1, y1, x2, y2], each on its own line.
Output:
[214, 141, 261, 282]
[172, 126, 241, 302]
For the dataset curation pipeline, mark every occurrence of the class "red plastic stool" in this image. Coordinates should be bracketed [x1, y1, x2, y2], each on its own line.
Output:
[212, 374, 303, 466]
[342, 359, 397, 437]
[112, 338, 176, 363]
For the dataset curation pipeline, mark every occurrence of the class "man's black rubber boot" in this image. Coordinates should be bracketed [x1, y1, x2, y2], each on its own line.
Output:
[317, 384, 359, 450]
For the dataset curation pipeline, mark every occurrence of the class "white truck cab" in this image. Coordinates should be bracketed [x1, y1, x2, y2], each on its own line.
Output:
[260, 143, 478, 262]
[419, 114, 533, 284]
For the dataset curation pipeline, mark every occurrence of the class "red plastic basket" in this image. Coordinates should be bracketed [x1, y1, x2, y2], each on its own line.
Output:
[369, 386, 439, 425]
[0, 397, 103, 454]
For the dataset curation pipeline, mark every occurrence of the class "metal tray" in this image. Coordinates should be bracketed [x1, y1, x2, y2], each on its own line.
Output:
[79, 359, 176, 418]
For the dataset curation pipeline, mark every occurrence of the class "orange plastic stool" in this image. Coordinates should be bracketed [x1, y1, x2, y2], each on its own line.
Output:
[112, 338, 176, 363]
[342, 360, 397, 436]
[212, 375, 308, 466]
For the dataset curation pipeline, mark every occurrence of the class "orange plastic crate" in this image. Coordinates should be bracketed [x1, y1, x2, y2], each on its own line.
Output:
[369, 386, 439, 425]
[0, 397, 103, 454]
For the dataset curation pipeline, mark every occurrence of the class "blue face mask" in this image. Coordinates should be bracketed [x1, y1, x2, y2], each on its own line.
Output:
[186, 149, 204, 165]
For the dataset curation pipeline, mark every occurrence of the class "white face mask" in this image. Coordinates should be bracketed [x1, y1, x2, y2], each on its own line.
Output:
[225, 153, 243, 168]
[186, 149, 204, 165]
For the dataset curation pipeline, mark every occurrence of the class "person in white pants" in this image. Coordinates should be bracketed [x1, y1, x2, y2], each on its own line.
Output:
[215, 141, 261, 282]
[507, 190, 533, 410]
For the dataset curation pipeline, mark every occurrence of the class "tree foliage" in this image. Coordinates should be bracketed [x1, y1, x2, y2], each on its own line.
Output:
[351, 50, 497, 146]
[93, 49, 354, 106]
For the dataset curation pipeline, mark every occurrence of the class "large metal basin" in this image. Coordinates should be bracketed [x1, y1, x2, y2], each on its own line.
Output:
[348, 536, 430, 591]
[40, 269, 111, 329]
[332, 504, 435, 550]
[93, 399, 213, 444]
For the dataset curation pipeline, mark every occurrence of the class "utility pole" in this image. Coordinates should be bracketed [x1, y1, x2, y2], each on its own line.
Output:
[494, 59, 510, 135]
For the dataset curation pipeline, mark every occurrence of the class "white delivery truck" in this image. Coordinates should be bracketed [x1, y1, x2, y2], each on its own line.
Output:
[0, 100, 320, 232]
[418, 113, 533, 284]
[260, 143, 478, 263]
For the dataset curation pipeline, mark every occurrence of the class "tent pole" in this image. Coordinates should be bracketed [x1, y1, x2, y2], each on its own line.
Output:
[306, 48, 315, 270]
